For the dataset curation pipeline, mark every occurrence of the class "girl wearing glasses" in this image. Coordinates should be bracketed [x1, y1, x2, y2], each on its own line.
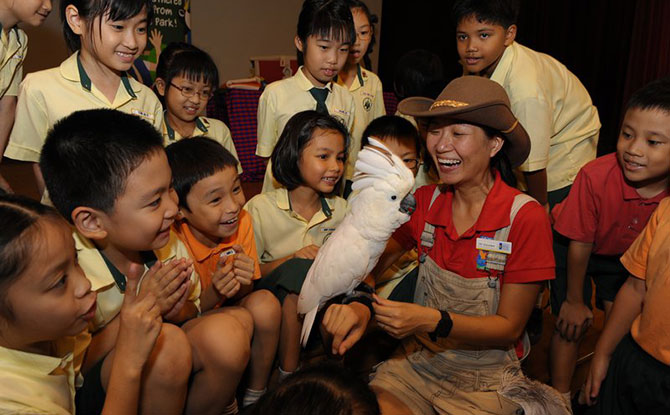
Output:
[336, 0, 385, 195]
[155, 42, 242, 173]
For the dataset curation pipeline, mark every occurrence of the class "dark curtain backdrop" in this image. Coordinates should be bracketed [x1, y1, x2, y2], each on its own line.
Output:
[378, 0, 669, 156]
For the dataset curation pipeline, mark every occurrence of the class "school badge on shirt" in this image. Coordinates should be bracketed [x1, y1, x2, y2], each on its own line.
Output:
[131, 108, 155, 122]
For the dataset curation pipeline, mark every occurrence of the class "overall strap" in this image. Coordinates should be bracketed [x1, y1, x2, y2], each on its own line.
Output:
[419, 187, 442, 261]
[494, 193, 537, 242]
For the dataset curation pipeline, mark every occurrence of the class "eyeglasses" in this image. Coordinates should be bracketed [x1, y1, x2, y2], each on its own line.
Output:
[356, 28, 372, 41]
[402, 158, 421, 170]
[169, 83, 213, 100]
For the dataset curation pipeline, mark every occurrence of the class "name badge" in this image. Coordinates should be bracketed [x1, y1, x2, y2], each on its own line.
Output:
[131, 108, 155, 121]
[476, 238, 512, 254]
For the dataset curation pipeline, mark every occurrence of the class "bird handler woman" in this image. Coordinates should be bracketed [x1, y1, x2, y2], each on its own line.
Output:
[323, 76, 566, 415]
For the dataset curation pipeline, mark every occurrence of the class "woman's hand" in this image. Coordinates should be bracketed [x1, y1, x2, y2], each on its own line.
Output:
[322, 302, 371, 355]
[373, 294, 441, 339]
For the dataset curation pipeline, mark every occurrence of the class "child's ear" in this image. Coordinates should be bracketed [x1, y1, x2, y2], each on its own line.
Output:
[155, 77, 166, 96]
[72, 207, 108, 241]
[294, 36, 305, 53]
[504, 24, 517, 46]
[65, 5, 84, 36]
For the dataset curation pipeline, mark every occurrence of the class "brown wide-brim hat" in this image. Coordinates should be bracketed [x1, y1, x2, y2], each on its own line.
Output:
[398, 76, 530, 168]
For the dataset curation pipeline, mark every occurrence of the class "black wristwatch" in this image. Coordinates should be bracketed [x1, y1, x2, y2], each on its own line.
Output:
[428, 310, 453, 342]
[341, 283, 375, 316]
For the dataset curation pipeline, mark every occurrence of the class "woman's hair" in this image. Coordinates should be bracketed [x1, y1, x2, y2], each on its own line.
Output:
[60, 0, 153, 52]
[250, 364, 380, 415]
[346, 0, 378, 69]
[482, 125, 517, 187]
[0, 194, 64, 320]
[272, 110, 349, 193]
[296, 0, 356, 65]
[155, 42, 219, 104]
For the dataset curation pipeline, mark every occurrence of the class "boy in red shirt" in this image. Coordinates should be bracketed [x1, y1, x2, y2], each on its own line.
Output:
[550, 78, 670, 401]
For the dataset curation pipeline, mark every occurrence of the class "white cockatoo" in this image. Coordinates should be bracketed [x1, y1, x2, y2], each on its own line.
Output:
[297, 137, 416, 346]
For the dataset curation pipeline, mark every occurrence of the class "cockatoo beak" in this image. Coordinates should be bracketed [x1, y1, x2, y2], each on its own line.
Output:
[399, 193, 417, 215]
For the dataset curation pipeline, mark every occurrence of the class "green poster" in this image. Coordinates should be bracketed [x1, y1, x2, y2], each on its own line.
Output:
[129, 0, 191, 86]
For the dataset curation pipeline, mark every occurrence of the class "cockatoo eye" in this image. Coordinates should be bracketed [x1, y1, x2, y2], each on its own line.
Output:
[391, 195, 397, 200]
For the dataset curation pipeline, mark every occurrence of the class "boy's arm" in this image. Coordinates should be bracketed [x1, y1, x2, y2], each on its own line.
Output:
[586, 275, 645, 404]
[523, 169, 548, 209]
[0, 95, 17, 192]
[556, 240, 593, 341]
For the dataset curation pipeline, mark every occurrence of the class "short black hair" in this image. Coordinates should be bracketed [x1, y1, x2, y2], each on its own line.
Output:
[272, 110, 349, 192]
[626, 78, 670, 114]
[61, 0, 153, 52]
[361, 115, 421, 155]
[297, 0, 356, 64]
[40, 109, 164, 223]
[393, 49, 446, 100]
[0, 194, 63, 320]
[451, 0, 520, 29]
[155, 42, 219, 100]
[346, 0, 378, 69]
[250, 363, 380, 415]
[166, 137, 240, 212]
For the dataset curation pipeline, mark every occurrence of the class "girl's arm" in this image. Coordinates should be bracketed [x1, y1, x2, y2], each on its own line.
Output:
[585, 275, 645, 404]
[259, 244, 320, 277]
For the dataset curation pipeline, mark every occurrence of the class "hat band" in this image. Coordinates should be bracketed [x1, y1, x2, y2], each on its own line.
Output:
[500, 119, 519, 134]
[429, 99, 469, 111]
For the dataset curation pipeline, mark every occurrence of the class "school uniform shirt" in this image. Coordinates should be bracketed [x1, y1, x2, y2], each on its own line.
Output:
[0, 331, 90, 415]
[553, 153, 669, 255]
[620, 198, 670, 365]
[393, 172, 555, 284]
[243, 187, 348, 264]
[4, 51, 163, 163]
[161, 115, 243, 173]
[336, 65, 385, 180]
[0, 25, 27, 98]
[256, 66, 355, 193]
[173, 210, 261, 291]
[490, 41, 601, 192]
[74, 230, 201, 333]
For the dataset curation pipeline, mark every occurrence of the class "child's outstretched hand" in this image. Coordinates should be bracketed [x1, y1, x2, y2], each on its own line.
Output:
[212, 253, 241, 301]
[230, 244, 255, 286]
[139, 259, 193, 319]
[117, 264, 162, 369]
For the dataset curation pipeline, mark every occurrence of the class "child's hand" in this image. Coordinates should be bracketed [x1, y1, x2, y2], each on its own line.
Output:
[230, 244, 255, 286]
[116, 267, 162, 369]
[584, 352, 611, 406]
[212, 254, 241, 300]
[139, 259, 192, 317]
[294, 244, 319, 260]
[556, 300, 593, 342]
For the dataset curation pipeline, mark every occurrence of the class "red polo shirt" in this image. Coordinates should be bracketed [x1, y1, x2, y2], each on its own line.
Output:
[393, 172, 555, 284]
[552, 153, 669, 256]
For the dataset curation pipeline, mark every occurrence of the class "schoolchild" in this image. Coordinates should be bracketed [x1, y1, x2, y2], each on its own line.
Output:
[0, 194, 161, 414]
[256, 0, 355, 193]
[40, 109, 252, 415]
[166, 137, 281, 408]
[336, 0, 385, 184]
[584, 203, 670, 414]
[155, 42, 242, 173]
[0, 0, 52, 192]
[245, 110, 349, 380]
[3, 0, 163, 197]
[550, 78, 670, 400]
[452, 0, 601, 209]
